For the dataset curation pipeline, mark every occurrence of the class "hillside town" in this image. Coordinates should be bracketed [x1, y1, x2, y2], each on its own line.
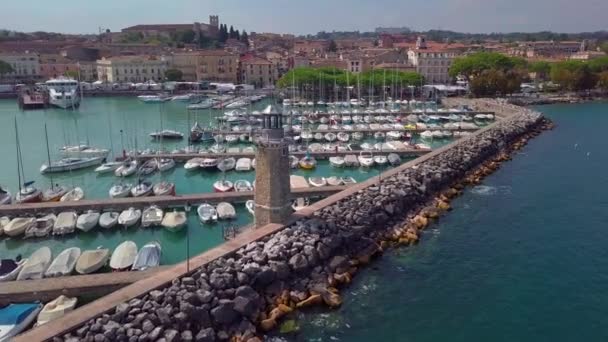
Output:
[0, 16, 607, 94]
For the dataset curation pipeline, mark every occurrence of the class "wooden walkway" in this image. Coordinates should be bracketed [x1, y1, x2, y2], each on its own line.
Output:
[136, 148, 431, 161]
[0, 186, 347, 216]
[0, 267, 170, 305]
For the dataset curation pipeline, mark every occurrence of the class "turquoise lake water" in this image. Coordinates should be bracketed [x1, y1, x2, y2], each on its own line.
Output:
[0, 97, 440, 265]
[285, 102, 608, 341]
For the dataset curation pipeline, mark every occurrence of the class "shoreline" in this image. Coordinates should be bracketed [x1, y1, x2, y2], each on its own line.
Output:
[16, 99, 552, 342]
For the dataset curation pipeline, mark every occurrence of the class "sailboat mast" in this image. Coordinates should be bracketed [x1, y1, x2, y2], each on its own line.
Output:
[44, 123, 54, 190]
[14, 117, 22, 193]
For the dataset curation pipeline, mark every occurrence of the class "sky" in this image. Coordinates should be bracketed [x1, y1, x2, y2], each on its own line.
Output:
[2, 0, 607, 35]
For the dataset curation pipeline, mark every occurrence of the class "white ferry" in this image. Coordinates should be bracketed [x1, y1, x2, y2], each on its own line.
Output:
[46, 77, 80, 109]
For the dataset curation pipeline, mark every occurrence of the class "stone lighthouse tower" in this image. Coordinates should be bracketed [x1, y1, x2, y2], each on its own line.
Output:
[254, 104, 292, 227]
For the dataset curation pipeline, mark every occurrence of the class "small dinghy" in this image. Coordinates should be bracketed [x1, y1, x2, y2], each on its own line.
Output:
[131, 180, 153, 197]
[234, 180, 253, 192]
[109, 183, 132, 198]
[131, 241, 162, 271]
[118, 208, 141, 228]
[314, 132, 324, 141]
[36, 295, 78, 327]
[217, 202, 236, 220]
[374, 155, 388, 166]
[45, 247, 81, 278]
[99, 212, 119, 229]
[157, 158, 176, 172]
[110, 241, 138, 271]
[25, 214, 56, 239]
[200, 158, 219, 170]
[76, 210, 100, 232]
[292, 197, 310, 211]
[358, 151, 375, 167]
[337, 132, 350, 142]
[213, 180, 234, 192]
[299, 156, 317, 170]
[95, 161, 123, 174]
[115, 160, 138, 177]
[245, 200, 255, 215]
[161, 210, 187, 232]
[235, 158, 252, 171]
[60, 187, 84, 202]
[17, 246, 52, 281]
[0, 257, 26, 282]
[326, 176, 343, 186]
[344, 154, 359, 167]
[137, 159, 157, 176]
[341, 176, 357, 185]
[388, 153, 401, 166]
[53, 212, 77, 235]
[197, 204, 217, 223]
[184, 158, 204, 171]
[4, 217, 35, 237]
[0, 303, 43, 341]
[308, 177, 327, 187]
[141, 206, 164, 228]
[217, 157, 236, 172]
[324, 132, 337, 142]
[329, 156, 345, 167]
[75, 248, 110, 274]
[153, 181, 176, 196]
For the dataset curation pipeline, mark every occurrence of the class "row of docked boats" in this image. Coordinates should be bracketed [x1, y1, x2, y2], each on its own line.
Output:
[283, 98, 439, 108]
[0, 183, 85, 205]
[108, 180, 175, 198]
[0, 296, 77, 340]
[327, 152, 402, 168]
[96, 158, 176, 177]
[0, 241, 161, 284]
[196, 202, 236, 223]
[184, 157, 254, 173]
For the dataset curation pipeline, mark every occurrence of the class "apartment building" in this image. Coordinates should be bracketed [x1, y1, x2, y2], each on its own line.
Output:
[239, 55, 278, 88]
[0, 52, 41, 83]
[96, 55, 168, 83]
[195, 50, 238, 83]
[407, 37, 458, 84]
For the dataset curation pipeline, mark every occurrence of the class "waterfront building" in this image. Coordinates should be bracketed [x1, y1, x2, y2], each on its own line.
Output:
[96, 55, 169, 83]
[508, 40, 582, 58]
[121, 16, 219, 40]
[254, 105, 292, 227]
[78, 62, 99, 83]
[239, 55, 278, 88]
[407, 36, 458, 84]
[168, 52, 199, 81]
[294, 40, 330, 55]
[0, 52, 41, 83]
[569, 50, 607, 61]
[195, 50, 238, 83]
[39, 54, 80, 80]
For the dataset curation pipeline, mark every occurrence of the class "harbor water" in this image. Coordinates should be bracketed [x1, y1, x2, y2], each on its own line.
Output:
[286, 102, 608, 341]
[0, 97, 437, 265]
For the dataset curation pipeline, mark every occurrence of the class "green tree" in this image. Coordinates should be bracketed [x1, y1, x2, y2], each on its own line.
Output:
[449, 52, 523, 79]
[328, 40, 337, 52]
[165, 69, 183, 82]
[229, 25, 235, 39]
[588, 56, 608, 73]
[218, 24, 228, 43]
[0, 60, 14, 77]
[599, 42, 608, 54]
[598, 71, 608, 91]
[528, 61, 552, 81]
[550, 61, 597, 91]
[241, 30, 249, 46]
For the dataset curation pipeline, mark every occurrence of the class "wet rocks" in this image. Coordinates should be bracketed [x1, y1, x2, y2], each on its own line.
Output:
[210, 300, 238, 324]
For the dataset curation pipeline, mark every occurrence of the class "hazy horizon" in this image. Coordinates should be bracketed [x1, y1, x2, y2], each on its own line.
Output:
[2, 0, 607, 35]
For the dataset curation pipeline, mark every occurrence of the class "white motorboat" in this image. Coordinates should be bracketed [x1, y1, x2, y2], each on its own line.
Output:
[53, 212, 77, 235]
[308, 177, 327, 187]
[251, 158, 257, 169]
[76, 210, 100, 232]
[171, 94, 193, 101]
[24, 214, 56, 239]
[114, 160, 138, 177]
[36, 295, 78, 327]
[225, 135, 239, 144]
[217, 202, 236, 220]
[40, 157, 104, 174]
[416, 143, 432, 150]
[200, 158, 219, 170]
[110, 241, 138, 271]
[109, 183, 132, 198]
[99, 212, 119, 229]
[157, 158, 176, 172]
[188, 100, 214, 110]
[301, 131, 313, 142]
[344, 154, 359, 167]
[420, 130, 434, 140]
[46, 77, 80, 109]
[374, 155, 388, 166]
[138, 94, 170, 103]
[299, 156, 317, 170]
[45, 247, 81, 278]
[161, 210, 187, 232]
[341, 176, 357, 185]
[0, 258, 27, 282]
[337, 132, 350, 142]
[234, 180, 253, 192]
[0, 186, 11, 205]
[131, 180, 153, 197]
[132, 242, 162, 271]
[213, 180, 234, 192]
[0, 303, 43, 341]
[17, 246, 52, 281]
[314, 132, 324, 141]
[60, 187, 84, 202]
[197, 204, 218, 223]
[61, 145, 109, 159]
[326, 176, 343, 186]
[217, 157, 236, 172]
[118, 208, 141, 227]
[235, 158, 252, 172]
[245, 200, 255, 216]
[149, 130, 184, 140]
[75, 248, 110, 274]
[374, 132, 386, 141]
[387, 131, 402, 140]
[388, 153, 401, 166]
[358, 151, 375, 167]
[141, 206, 164, 228]
[329, 156, 345, 168]
[4, 217, 35, 237]
[292, 197, 309, 211]
[153, 181, 175, 196]
[184, 158, 204, 171]
[325, 133, 337, 142]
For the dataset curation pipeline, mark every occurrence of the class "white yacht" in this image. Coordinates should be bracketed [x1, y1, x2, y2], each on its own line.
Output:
[46, 77, 80, 109]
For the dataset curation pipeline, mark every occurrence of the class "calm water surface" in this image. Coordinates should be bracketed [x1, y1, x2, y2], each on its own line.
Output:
[284, 102, 608, 341]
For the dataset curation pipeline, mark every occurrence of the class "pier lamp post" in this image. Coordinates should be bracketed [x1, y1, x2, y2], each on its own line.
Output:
[184, 203, 191, 273]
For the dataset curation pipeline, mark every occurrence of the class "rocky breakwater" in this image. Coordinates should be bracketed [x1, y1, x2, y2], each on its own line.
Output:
[55, 106, 551, 342]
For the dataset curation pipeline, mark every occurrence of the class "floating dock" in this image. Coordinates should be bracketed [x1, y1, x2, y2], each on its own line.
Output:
[0, 186, 347, 216]
[211, 127, 480, 135]
[283, 110, 495, 117]
[0, 266, 170, 305]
